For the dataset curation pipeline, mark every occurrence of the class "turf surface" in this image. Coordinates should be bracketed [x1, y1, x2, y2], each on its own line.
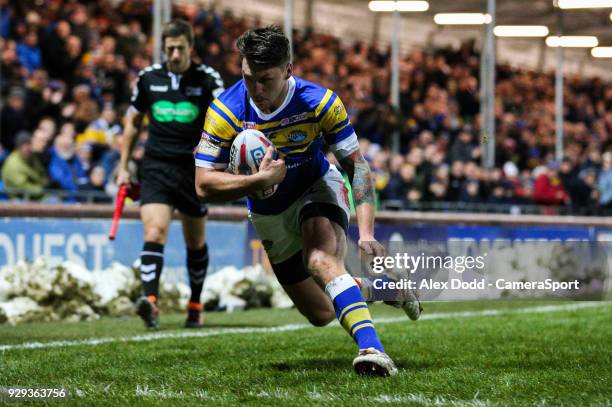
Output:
[0, 300, 610, 406]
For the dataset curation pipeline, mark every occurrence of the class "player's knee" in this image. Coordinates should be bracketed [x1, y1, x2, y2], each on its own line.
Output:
[144, 225, 168, 244]
[184, 233, 205, 250]
[304, 248, 334, 273]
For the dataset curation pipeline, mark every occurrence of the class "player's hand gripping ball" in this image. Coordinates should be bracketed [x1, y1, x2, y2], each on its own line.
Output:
[229, 129, 279, 199]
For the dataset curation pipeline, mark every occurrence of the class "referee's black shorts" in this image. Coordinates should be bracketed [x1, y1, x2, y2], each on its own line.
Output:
[139, 155, 208, 218]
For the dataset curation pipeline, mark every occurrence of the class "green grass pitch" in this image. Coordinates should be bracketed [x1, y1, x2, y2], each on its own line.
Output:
[0, 300, 610, 406]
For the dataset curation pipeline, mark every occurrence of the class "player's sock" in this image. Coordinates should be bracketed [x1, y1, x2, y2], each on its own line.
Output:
[187, 243, 209, 305]
[140, 242, 164, 299]
[354, 276, 398, 301]
[326, 274, 384, 352]
[353, 277, 368, 299]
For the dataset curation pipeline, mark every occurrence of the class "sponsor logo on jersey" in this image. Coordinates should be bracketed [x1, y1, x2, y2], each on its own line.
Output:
[150, 85, 168, 92]
[243, 121, 257, 129]
[334, 104, 344, 118]
[287, 130, 307, 143]
[286, 156, 313, 169]
[202, 131, 225, 144]
[197, 138, 221, 157]
[280, 112, 308, 126]
[186, 86, 202, 96]
[151, 101, 199, 123]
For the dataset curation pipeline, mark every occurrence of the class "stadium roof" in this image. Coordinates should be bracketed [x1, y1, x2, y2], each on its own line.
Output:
[204, 0, 612, 78]
[417, 0, 612, 40]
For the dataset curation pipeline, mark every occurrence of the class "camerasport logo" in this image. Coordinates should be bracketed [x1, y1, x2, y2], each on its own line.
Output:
[151, 101, 199, 123]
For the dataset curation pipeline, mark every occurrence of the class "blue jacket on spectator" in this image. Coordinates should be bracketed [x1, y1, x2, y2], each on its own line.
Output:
[48, 148, 88, 200]
[16, 42, 41, 74]
[598, 169, 612, 206]
[0, 6, 11, 39]
[99, 149, 119, 184]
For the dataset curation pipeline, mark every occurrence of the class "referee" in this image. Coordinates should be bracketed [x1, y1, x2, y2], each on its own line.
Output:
[117, 20, 224, 329]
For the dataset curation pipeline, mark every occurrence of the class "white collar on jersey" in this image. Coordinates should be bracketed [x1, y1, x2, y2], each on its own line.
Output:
[248, 76, 296, 121]
[168, 72, 182, 90]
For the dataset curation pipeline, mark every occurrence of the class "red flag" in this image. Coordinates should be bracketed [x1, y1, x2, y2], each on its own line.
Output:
[108, 184, 129, 241]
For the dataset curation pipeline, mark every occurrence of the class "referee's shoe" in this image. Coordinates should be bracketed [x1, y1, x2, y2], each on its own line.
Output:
[185, 302, 204, 328]
[135, 296, 160, 329]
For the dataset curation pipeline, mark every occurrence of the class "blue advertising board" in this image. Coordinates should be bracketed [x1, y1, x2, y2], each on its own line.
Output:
[0, 218, 248, 271]
[348, 224, 610, 242]
[1, 217, 610, 274]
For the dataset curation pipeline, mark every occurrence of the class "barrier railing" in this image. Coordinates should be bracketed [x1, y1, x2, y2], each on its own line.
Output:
[3, 187, 611, 219]
[2, 187, 609, 216]
[1, 202, 611, 227]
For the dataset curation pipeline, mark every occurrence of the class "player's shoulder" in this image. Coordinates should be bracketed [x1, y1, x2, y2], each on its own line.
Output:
[293, 76, 336, 110]
[194, 63, 222, 80]
[192, 63, 224, 96]
[136, 63, 164, 78]
[212, 79, 247, 118]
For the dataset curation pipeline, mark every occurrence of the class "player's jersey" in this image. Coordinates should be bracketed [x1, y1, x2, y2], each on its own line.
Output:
[130, 62, 224, 160]
[195, 76, 358, 215]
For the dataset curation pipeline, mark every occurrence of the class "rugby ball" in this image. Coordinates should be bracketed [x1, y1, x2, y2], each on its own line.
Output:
[228, 129, 278, 199]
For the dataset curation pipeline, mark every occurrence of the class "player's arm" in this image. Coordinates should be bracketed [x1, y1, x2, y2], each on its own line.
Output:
[195, 103, 285, 202]
[196, 147, 285, 202]
[117, 107, 144, 185]
[117, 72, 148, 185]
[338, 149, 384, 255]
[320, 91, 385, 256]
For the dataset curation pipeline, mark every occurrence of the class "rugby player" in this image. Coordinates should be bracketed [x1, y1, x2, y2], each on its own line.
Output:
[117, 20, 224, 329]
[195, 26, 418, 376]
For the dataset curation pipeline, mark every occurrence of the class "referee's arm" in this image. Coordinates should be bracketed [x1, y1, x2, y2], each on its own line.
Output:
[117, 107, 145, 186]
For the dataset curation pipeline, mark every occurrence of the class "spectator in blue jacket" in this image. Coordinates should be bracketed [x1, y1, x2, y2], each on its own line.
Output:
[48, 132, 87, 201]
[598, 152, 612, 208]
[16, 30, 41, 74]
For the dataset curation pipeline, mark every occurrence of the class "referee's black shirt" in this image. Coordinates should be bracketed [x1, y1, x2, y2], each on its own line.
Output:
[130, 62, 224, 160]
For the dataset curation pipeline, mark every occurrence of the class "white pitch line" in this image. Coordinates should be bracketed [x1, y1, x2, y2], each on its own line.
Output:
[375, 301, 611, 324]
[130, 386, 491, 406]
[0, 302, 609, 352]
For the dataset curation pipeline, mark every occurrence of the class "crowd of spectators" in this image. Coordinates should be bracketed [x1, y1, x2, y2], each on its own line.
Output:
[1, 0, 610, 214]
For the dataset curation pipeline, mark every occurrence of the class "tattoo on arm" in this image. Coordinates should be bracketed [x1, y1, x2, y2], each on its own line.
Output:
[339, 150, 375, 207]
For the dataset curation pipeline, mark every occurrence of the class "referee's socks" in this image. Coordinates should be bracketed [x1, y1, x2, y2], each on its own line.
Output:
[140, 242, 164, 301]
[187, 243, 209, 305]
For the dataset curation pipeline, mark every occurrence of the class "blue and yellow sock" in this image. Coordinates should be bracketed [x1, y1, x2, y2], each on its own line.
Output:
[325, 274, 384, 352]
[354, 276, 398, 301]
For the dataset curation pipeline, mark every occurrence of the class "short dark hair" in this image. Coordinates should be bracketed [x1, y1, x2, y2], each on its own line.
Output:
[162, 19, 193, 47]
[236, 25, 290, 68]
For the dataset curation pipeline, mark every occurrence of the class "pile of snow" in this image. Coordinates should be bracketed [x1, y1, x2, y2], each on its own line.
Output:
[202, 265, 293, 312]
[0, 260, 292, 325]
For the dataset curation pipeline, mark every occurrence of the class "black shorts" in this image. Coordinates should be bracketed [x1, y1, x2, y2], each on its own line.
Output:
[140, 156, 208, 218]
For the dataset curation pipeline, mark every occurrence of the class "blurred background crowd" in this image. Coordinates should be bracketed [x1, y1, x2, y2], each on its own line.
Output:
[1, 0, 611, 214]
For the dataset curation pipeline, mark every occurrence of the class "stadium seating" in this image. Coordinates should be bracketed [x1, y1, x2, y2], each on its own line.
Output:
[1, 1, 610, 214]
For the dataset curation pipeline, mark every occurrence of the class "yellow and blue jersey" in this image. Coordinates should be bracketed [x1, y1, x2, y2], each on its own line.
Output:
[195, 76, 358, 215]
